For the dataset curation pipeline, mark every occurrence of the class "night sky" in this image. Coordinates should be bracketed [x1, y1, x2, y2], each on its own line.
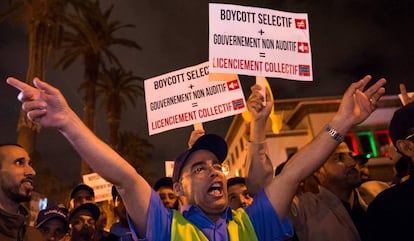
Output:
[1, 0, 414, 192]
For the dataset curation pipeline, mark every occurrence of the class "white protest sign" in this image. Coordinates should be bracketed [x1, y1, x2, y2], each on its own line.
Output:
[82, 173, 113, 202]
[209, 3, 312, 81]
[165, 160, 174, 177]
[145, 62, 246, 135]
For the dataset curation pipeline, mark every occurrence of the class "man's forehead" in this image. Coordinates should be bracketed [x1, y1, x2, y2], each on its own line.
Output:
[71, 210, 94, 220]
[184, 150, 219, 166]
[228, 183, 247, 191]
[74, 189, 93, 197]
[157, 186, 174, 192]
[0, 145, 29, 165]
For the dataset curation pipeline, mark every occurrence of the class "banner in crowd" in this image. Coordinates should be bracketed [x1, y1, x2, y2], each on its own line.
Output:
[209, 3, 313, 81]
[83, 173, 113, 202]
[145, 62, 246, 135]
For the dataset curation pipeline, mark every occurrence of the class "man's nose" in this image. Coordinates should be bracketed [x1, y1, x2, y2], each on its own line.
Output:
[25, 165, 36, 176]
[345, 157, 357, 167]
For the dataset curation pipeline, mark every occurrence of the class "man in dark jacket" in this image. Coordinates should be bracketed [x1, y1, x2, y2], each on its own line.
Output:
[0, 143, 42, 241]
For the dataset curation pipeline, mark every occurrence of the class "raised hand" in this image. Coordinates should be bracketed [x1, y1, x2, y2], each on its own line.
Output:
[399, 83, 413, 106]
[7, 77, 73, 130]
[188, 129, 205, 148]
[247, 84, 272, 123]
[334, 75, 386, 127]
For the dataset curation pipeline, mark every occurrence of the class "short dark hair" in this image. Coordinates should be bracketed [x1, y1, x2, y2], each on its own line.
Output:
[353, 154, 368, 165]
[153, 177, 173, 191]
[70, 184, 94, 199]
[227, 177, 246, 189]
[0, 143, 23, 148]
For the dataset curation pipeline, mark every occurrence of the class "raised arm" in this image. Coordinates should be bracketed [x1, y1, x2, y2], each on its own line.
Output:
[245, 84, 274, 195]
[265, 75, 386, 220]
[7, 77, 150, 237]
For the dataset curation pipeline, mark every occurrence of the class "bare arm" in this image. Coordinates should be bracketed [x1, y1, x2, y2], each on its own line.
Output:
[264, 75, 386, 220]
[245, 85, 274, 195]
[7, 77, 150, 237]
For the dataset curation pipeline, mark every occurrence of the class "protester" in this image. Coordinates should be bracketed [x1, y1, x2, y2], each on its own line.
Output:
[353, 154, 370, 182]
[69, 202, 118, 241]
[0, 143, 42, 241]
[245, 82, 388, 241]
[35, 205, 69, 241]
[153, 177, 178, 209]
[69, 184, 95, 209]
[227, 177, 253, 210]
[391, 155, 412, 185]
[68, 183, 114, 240]
[366, 101, 414, 241]
[7, 75, 386, 240]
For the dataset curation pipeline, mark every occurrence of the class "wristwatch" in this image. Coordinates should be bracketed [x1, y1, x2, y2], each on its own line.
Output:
[325, 124, 345, 142]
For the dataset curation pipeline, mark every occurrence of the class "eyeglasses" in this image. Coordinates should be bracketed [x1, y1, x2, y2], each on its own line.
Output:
[181, 160, 224, 179]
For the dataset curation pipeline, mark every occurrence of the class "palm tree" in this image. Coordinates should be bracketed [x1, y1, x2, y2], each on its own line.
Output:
[96, 66, 144, 148]
[117, 131, 156, 184]
[55, 0, 141, 132]
[55, 0, 141, 174]
[0, 0, 66, 154]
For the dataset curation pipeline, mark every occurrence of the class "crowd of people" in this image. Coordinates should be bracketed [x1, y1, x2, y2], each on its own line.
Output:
[1, 75, 413, 241]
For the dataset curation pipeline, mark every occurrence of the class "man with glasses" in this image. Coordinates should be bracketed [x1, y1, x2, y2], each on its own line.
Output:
[246, 84, 372, 241]
[7, 75, 385, 240]
[366, 101, 414, 241]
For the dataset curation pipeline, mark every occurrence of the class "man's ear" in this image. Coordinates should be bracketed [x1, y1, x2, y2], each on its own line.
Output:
[314, 167, 325, 184]
[396, 140, 414, 157]
[173, 182, 183, 196]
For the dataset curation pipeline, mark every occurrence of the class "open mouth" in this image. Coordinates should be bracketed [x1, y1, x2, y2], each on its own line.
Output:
[21, 178, 34, 188]
[207, 182, 223, 197]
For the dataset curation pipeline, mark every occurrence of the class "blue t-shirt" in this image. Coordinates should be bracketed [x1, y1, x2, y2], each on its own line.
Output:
[129, 190, 292, 241]
[110, 222, 134, 241]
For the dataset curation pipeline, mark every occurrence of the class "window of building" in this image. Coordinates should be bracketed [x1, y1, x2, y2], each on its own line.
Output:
[285, 147, 298, 159]
[357, 132, 377, 157]
[239, 138, 244, 151]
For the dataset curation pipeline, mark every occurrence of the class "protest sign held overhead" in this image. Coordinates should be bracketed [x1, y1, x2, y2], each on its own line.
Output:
[145, 62, 246, 135]
[209, 3, 313, 81]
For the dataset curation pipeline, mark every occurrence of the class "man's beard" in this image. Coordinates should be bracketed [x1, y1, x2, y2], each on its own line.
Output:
[2, 183, 32, 203]
[72, 226, 95, 241]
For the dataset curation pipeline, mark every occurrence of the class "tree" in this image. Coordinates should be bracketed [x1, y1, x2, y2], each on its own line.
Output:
[117, 131, 156, 185]
[1, 0, 66, 154]
[55, 0, 141, 174]
[97, 66, 144, 148]
[56, 0, 141, 131]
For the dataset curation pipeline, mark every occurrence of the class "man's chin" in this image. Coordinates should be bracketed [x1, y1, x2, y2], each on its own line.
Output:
[12, 192, 32, 203]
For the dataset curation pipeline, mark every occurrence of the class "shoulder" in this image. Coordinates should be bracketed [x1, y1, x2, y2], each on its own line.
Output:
[25, 227, 44, 241]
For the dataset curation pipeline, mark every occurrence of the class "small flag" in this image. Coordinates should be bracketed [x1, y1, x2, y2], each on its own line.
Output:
[227, 79, 240, 91]
[297, 42, 309, 53]
[232, 98, 245, 110]
[295, 19, 307, 29]
[299, 65, 310, 76]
